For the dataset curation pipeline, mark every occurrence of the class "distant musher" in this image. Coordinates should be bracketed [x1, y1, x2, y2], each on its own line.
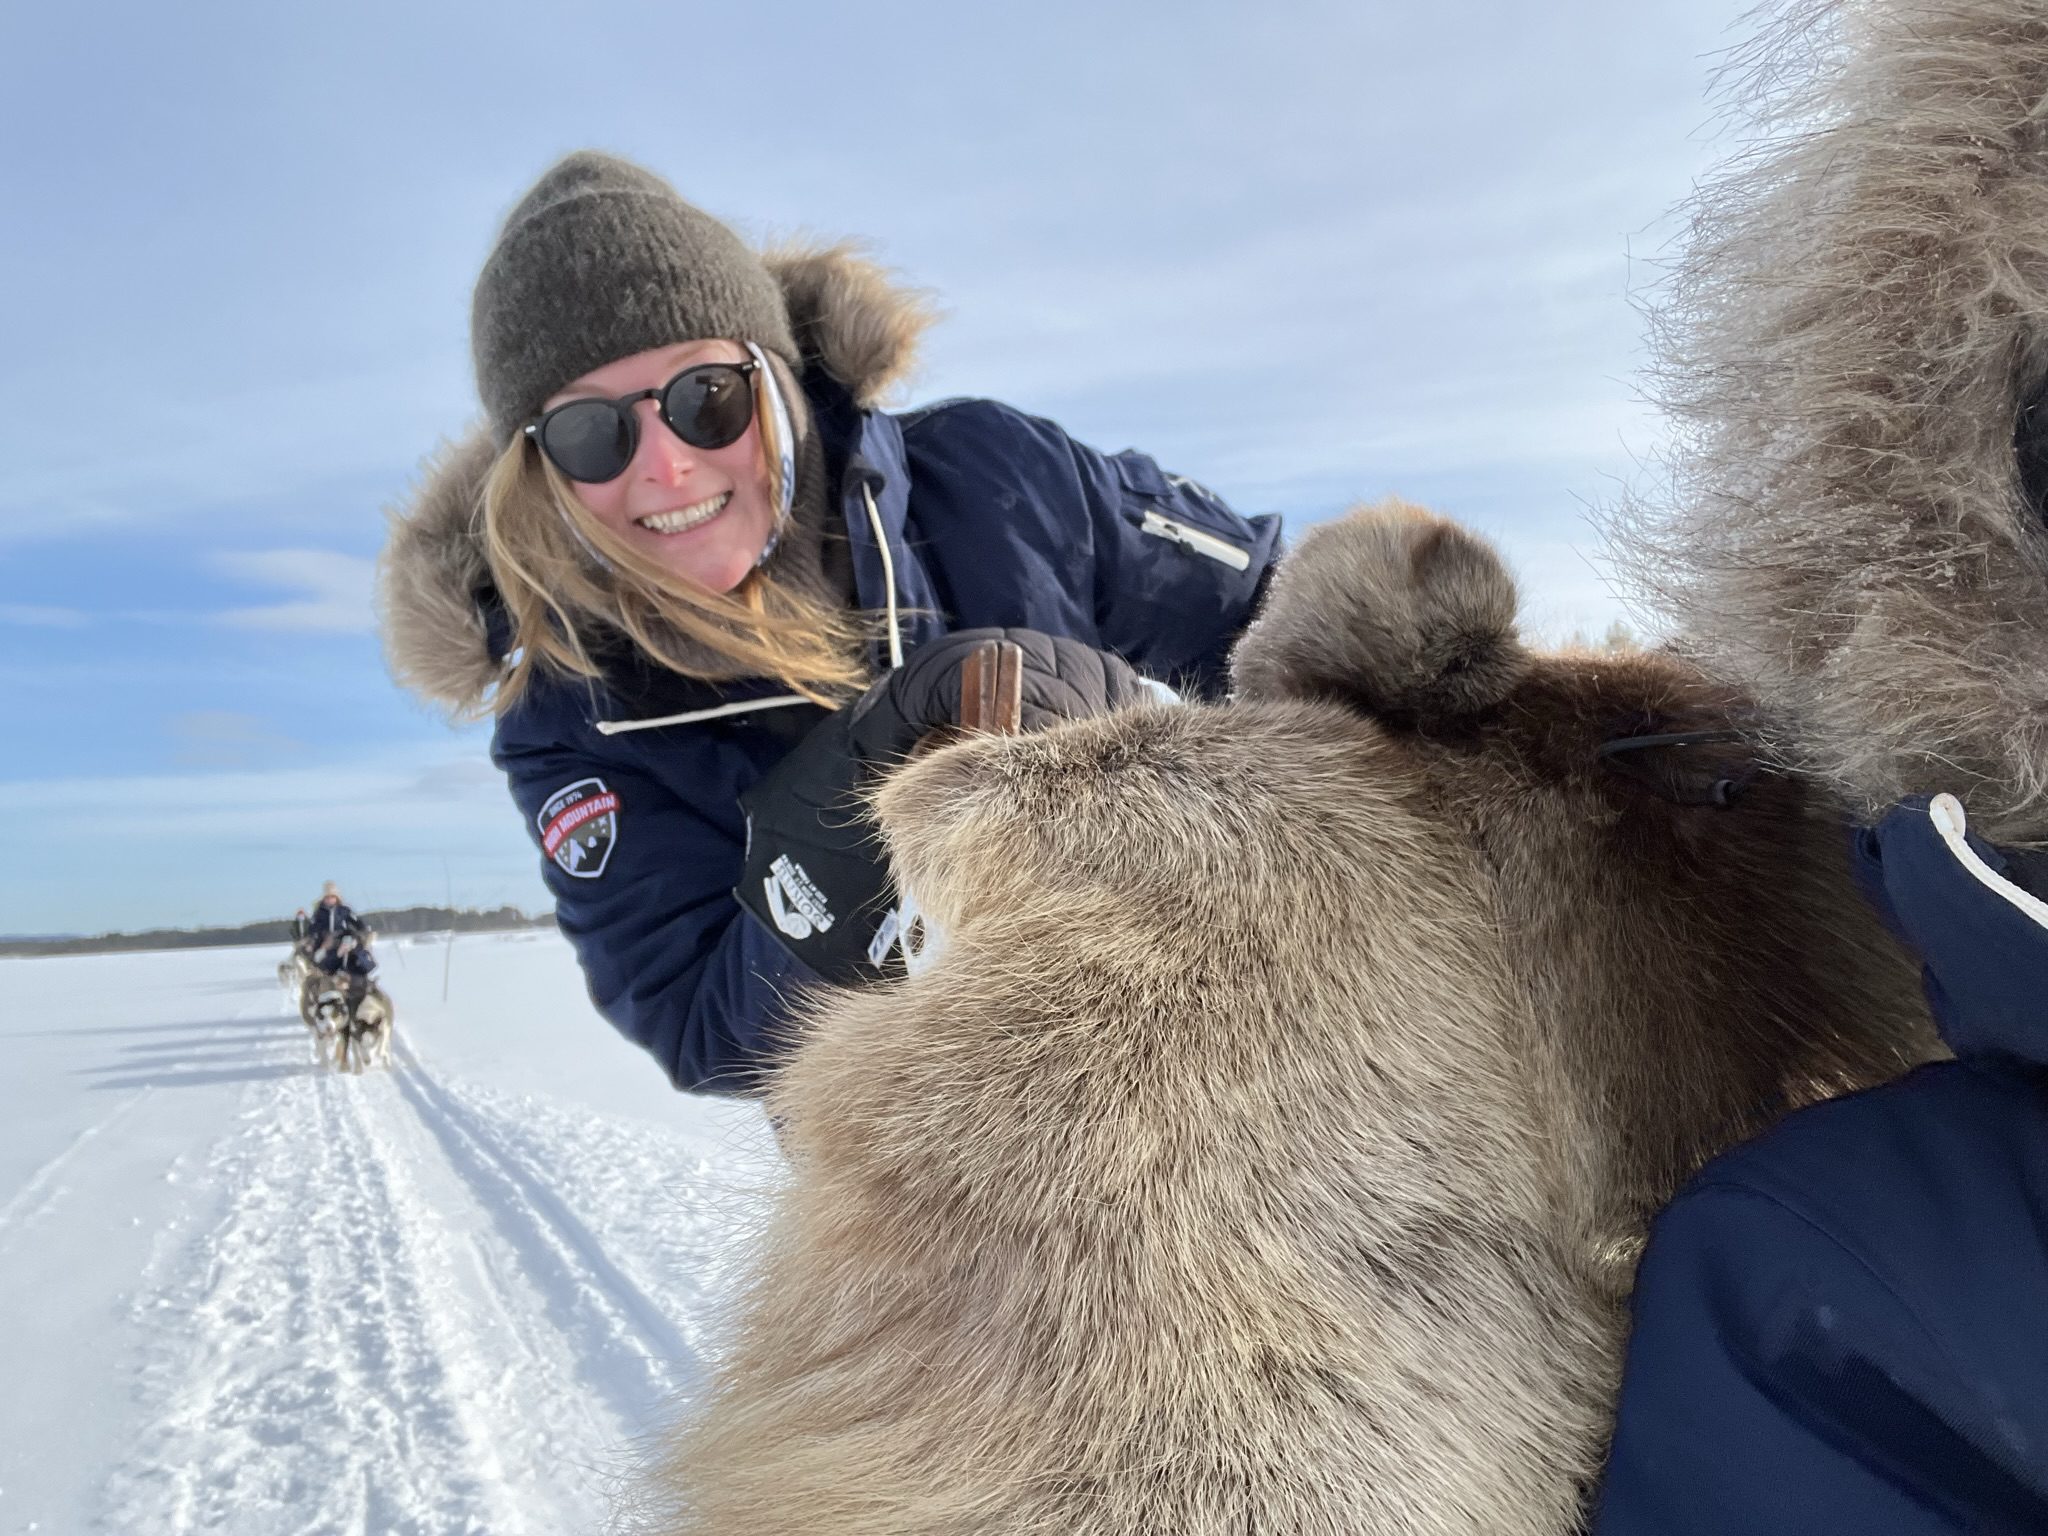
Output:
[277, 907, 317, 992]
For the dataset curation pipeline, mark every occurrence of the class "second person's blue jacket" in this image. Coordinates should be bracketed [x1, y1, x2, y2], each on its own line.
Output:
[1594, 794, 2048, 1533]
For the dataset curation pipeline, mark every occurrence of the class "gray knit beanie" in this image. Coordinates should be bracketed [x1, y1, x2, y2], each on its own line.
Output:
[471, 151, 799, 444]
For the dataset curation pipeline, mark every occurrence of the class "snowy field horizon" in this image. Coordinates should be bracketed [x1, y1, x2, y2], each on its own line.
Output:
[0, 910, 556, 957]
[0, 931, 778, 1535]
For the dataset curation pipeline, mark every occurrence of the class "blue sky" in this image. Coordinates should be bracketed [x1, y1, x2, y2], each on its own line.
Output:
[1, 0, 1754, 933]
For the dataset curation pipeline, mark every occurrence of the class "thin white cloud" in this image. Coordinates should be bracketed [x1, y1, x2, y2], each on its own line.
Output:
[211, 549, 376, 632]
[166, 710, 307, 768]
[0, 603, 90, 627]
[0, 496, 140, 549]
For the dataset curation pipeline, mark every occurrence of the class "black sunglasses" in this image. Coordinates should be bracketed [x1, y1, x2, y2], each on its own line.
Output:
[524, 359, 760, 484]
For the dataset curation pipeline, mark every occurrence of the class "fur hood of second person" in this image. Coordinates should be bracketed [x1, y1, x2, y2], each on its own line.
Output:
[1611, 0, 2048, 845]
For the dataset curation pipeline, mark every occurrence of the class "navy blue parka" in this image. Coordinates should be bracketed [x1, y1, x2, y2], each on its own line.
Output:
[477, 374, 1280, 1091]
[307, 900, 364, 947]
[1594, 794, 2048, 1533]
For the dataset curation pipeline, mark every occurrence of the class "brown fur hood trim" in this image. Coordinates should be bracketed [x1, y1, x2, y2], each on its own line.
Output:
[376, 241, 936, 718]
[1613, 0, 2048, 840]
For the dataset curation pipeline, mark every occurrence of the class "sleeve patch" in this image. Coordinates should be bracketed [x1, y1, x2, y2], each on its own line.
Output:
[538, 777, 620, 879]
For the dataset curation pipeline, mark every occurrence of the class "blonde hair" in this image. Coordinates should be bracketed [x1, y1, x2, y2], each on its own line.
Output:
[480, 433, 871, 713]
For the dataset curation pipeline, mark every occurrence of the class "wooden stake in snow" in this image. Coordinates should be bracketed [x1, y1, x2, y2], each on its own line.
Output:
[441, 857, 454, 1005]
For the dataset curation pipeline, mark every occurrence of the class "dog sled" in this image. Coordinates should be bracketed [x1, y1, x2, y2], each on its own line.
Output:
[296, 936, 396, 1073]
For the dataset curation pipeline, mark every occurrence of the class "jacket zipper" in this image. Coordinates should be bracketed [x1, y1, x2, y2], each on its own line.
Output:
[1140, 509, 1251, 571]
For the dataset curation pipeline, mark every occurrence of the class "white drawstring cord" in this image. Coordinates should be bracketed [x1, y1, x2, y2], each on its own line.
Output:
[863, 483, 905, 671]
[1928, 793, 2048, 932]
[593, 694, 814, 736]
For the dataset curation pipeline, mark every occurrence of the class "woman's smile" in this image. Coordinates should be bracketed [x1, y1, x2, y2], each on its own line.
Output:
[634, 490, 733, 536]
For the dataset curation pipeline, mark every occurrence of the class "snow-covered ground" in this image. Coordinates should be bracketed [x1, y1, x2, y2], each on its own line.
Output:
[0, 932, 781, 1535]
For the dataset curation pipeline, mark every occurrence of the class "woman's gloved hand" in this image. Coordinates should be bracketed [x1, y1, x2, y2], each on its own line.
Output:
[846, 626, 1152, 758]
[735, 628, 1153, 984]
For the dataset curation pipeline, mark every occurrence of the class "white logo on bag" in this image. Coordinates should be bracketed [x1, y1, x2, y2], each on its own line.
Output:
[893, 889, 947, 977]
[764, 855, 834, 941]
[867, 907, 902, 968]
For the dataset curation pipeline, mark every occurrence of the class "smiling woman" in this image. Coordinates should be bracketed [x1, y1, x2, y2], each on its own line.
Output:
[377, 151, 1283, 1095]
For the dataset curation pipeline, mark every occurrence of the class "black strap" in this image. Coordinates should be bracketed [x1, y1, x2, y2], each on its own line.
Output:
[1596, 728, 1758, 808]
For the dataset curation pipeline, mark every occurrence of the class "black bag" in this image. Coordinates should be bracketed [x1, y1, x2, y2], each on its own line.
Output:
[735, 628, 1151, 984]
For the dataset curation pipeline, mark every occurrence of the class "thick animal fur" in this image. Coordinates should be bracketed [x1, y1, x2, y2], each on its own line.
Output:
[642, 503, 1935, 1536]
[377, 242, 936, 719]
[1612, 0, 2048, 842]
[1233, 499, 1530, 721]
[278, 948, 314, 995]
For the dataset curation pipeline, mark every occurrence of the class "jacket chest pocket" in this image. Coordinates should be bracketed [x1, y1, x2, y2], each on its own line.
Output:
[1136, 507, 1253, 571]
[1113, 450, 1255, 570]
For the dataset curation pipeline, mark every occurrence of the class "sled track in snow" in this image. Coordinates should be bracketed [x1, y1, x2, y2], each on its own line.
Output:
[105, 1053, 533, 1534]
[388, 1038, 703, 1421]
[6, 940, 775, 1535]
[0, 1089, 147, 1245]
[88, 982, 742, 1534]
[301, 1058, 529, 1532]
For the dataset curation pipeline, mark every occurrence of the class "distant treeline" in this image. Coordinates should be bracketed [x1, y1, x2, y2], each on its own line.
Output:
[0, 906, 557, 959]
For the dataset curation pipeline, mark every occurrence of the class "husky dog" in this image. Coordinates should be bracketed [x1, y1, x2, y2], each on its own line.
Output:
[296, 966, 327, 1032]
[300, 940, 395, 1072]
[333, 981, 395, 1074]
[307, 975, 351, 1037]
[277, 947, 314, 996]
[306, 970, 395, 1073]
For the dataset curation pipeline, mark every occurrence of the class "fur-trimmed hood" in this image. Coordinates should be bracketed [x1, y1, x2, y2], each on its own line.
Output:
[376, 242, 936, 718]
[1615, 0, 2048, 842]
